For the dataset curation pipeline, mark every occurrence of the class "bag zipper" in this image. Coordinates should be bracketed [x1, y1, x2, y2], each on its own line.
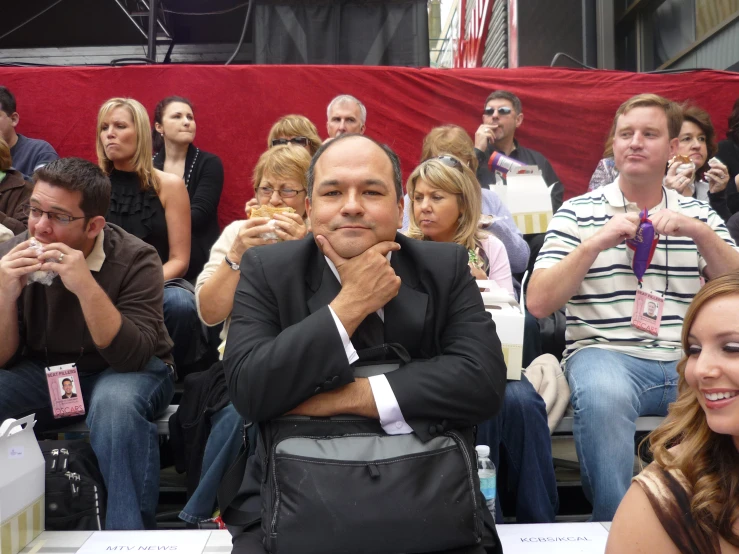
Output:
[65, 471, 80, 498]
[50, 449, 59, 472]
[59, 448, 70, 472]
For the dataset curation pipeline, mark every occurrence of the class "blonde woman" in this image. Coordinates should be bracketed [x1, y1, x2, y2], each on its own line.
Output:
[607, 274, 739, 554]
[96, 97, 201, 373]
[401, 125, 529, 275]
[407, 155, 559, 524]
[181, 145, 311, 524]
[406, 155, 513, 295]
[266, 114, 322, 156]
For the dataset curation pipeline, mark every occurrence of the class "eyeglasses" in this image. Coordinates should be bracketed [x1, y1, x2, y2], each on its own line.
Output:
[483, 106, 513, 116]
[256, 186, 306, 198]
[271, 137, 310, 147]
[22, 204, 87, 225]
[431, 155, 464, 170]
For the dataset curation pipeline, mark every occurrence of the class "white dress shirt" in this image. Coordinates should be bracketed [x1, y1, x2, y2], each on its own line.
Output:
[325, 254, 413, 435]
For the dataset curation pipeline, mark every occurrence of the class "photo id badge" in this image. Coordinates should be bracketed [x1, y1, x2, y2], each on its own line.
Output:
[46, 363, 86, 419]
[631, 289, 664, 336]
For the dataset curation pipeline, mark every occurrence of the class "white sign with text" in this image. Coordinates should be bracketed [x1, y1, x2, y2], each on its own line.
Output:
[497, 522, 609, 553]
[76, 531, 210, 554]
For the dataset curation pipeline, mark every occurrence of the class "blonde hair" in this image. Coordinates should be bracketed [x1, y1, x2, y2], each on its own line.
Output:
[253, 144, 311, 193]
[420, 125, 479, 173]
[96, 97, 159, 192]
[406, 156, 483, 251]
[613, 93, 683, 140]
[267, 115, 322, 155]
[0, 137, 11, 171]
[647, 273, 739, 547]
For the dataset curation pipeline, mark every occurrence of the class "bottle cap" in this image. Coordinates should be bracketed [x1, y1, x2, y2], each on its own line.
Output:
[475, 445, 490, 457]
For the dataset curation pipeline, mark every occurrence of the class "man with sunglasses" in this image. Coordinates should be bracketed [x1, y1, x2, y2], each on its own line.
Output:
[474, 90, 563, 213]
[0, 157, 174, 530]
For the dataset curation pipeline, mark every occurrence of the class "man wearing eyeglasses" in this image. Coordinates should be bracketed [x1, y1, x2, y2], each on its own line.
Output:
[474, 90, 563, 213]
[223, 134, 506, 554]
[0, 157, 174, 530]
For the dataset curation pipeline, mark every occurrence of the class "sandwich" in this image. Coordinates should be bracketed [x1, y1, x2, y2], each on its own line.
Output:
[249, 205, 297, 240]
[249, 205, 296, 219]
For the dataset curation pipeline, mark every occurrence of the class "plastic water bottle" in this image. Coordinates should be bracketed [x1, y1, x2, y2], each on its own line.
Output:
[475, 445, 496, 515]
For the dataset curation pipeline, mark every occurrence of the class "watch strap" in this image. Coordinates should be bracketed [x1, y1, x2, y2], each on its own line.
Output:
[224, 255, 240, 271]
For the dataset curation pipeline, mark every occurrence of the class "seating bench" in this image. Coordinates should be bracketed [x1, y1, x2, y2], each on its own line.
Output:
[60, 404, 179, 435]
[553, 415, 664, 435]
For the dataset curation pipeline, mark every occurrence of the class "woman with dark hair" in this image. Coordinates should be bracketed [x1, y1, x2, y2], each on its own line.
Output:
[663, 105, 731, 221]
[152, 96, 224, 281]
[718, 96, 739, 214]
[606, 273, 739, 553]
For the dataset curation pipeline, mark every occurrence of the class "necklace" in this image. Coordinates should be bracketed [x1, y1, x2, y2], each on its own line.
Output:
[185, 147, 199, 189]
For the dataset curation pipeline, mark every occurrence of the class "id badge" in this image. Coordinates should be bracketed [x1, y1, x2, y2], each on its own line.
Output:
[631, 289, 664, 336]
[46, 363, 86, 419]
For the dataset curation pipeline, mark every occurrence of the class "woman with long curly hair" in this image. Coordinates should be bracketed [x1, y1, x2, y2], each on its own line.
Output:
[606, 273, 739, 553]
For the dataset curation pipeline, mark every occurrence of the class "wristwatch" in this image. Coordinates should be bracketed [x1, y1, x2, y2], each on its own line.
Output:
[224, 255, 240, 271]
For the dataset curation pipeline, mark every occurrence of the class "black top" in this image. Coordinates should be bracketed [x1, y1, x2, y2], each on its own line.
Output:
[475, 141, 564, 213]
[717, 139, 739, 214]
[153, 144, 224, 281]
[106, 168, 170, 264]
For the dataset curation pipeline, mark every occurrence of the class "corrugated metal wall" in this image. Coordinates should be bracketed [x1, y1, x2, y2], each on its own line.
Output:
[669, 18, 739, 69]
[482, 0, 507, 67]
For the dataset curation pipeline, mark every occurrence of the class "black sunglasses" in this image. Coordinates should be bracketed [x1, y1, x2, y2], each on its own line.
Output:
[431, 155, 464, 170]
[271, 136, 309, 147]
[483, 106, 513, 116]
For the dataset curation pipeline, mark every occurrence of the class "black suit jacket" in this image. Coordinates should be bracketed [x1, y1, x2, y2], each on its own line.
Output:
[222, 233, 507, 553]
[223, 232, 506, 438]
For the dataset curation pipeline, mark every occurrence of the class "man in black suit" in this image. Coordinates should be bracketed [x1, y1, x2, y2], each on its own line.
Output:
[223, 134, 507, 554]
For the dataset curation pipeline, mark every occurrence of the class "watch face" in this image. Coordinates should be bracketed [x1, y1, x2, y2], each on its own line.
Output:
[226, 256, 239, 270]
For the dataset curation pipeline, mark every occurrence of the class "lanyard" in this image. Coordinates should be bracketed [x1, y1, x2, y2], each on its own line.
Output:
[621, 187, 669, 294]
[40, 291, 86, 369]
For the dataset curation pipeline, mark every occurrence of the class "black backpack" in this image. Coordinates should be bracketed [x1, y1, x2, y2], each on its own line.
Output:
[40, 440, 107, 530]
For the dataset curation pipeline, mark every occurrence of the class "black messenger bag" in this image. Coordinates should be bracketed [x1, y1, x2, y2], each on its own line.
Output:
[258, 360, 483, 554]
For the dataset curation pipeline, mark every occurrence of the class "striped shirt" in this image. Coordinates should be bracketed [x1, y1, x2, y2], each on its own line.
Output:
[534, 179, 737, 362]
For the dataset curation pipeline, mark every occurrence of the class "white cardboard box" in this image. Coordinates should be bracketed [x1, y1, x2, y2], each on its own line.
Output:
[0, 415, 45, 554]
[478, 282, 524, 380]
[491, 172, 554, 235]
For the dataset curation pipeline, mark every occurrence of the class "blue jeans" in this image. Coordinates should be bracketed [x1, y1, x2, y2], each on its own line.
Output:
[163, 286, 207, 373]
[475, 376, 558, 523]
[179, 403, 244, 523]
[0, 357, 174, 530]
[565, 348, 678, 521]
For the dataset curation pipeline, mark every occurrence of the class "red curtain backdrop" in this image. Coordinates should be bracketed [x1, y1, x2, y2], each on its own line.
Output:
[1, 65, 737, 228]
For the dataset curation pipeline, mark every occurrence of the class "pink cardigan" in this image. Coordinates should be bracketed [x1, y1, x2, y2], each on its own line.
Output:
[479, 233, 515, 296]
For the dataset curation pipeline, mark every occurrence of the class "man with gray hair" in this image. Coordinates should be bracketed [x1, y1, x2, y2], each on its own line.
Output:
[326, 94, 366, 138]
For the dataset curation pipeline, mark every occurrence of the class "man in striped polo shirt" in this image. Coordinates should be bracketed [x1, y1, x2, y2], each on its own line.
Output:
[527, 93, 739, 521]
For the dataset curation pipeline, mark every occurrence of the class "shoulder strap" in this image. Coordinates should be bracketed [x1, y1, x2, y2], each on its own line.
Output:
[634, 464, 720, 554]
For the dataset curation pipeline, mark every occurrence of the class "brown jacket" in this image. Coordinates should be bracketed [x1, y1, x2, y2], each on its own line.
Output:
[0, 224, 174, 373]
[0, 169, 30, 234]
